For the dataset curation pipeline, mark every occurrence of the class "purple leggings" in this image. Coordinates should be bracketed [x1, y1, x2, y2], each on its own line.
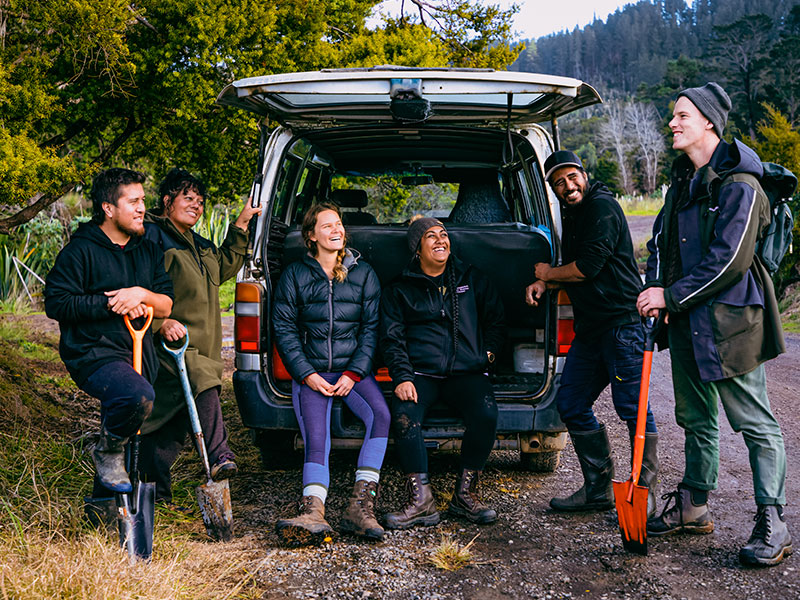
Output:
[292, 373, 390, 489]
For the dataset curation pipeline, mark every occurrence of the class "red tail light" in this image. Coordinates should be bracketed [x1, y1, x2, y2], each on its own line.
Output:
[556, 290, 574, 356]
[272, 346, 292, 380]
[234, 282, 262, 354]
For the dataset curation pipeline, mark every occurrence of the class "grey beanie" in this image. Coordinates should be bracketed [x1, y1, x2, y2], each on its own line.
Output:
[407, 216, 445, 252]
[677, 82, 731, 139]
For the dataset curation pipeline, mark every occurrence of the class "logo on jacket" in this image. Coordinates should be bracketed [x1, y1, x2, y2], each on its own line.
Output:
[456, 285, 470, 294]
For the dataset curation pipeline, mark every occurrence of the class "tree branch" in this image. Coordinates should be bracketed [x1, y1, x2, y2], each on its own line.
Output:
[0, 183, 76, 235]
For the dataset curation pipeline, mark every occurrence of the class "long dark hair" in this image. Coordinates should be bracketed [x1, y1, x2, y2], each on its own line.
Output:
[301, 203, 348, 283]
[155, 168, 207, 215]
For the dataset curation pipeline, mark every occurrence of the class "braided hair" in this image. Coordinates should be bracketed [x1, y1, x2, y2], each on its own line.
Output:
[301, 203, 348, 283]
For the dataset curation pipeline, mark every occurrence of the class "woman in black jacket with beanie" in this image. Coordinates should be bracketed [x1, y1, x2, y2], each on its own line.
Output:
[380, 216, 505, 529]
[272, 203, 388, 545]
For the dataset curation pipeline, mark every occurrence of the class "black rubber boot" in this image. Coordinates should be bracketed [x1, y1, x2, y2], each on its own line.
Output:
[739, 505, 793, 566]
[647, 484, 714, 536]
[384, 473, 441, 530]
[83, 496, 118, 534]
[550, 425, 614, 512]
[92, 429, 131, 493]
[629, 432, 659, 518]
[448, 469, 497, 524]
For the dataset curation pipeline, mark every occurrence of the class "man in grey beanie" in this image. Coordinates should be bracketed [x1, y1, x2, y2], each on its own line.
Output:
[637, 83, 791, 566]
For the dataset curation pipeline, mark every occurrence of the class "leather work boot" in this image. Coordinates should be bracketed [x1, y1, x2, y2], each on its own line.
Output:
[550, 425, 614, 512]
[276, 496, 334, 546]
[630, 432, 659, 518]
[647, 484, 714, 536]
[210, 458, 238, 481]
[739, 505, 793, 566]
[384, 473, 441, 530]
[340, 480, 385, 541]
[93, 429, 131, 493]
[448, 469, 498, 524]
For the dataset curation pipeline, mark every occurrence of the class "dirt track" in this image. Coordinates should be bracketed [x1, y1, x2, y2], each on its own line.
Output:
[219, 326, 799, 600]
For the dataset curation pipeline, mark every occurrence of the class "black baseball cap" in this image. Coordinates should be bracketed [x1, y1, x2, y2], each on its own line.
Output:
[543, 150, 584, 182]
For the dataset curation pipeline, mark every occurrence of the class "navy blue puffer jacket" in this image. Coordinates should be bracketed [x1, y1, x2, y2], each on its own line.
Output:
[272, 249, 381, 382]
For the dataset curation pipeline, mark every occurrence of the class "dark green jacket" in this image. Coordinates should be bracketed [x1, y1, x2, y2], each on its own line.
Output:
[140, 213, 248, 433]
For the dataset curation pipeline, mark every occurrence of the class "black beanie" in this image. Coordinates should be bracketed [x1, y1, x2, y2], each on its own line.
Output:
[407, 216, 445, 252]
[677, 82, 731, 139]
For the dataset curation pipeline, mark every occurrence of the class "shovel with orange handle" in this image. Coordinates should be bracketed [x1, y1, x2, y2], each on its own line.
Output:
[613, 312, 664, 555]
[118, 306, 156, 562]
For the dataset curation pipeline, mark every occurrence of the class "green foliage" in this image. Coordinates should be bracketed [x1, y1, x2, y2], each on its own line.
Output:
[0, 0, 521, 233]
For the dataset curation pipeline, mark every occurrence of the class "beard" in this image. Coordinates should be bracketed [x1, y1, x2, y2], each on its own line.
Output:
[116, 219, 145, 238]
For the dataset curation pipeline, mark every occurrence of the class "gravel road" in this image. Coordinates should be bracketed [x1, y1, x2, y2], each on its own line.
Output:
[221, 331, 799, 600]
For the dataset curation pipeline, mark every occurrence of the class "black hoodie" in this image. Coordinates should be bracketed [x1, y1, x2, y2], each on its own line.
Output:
[44, 222, 174, 386]
[560, 181, 642, 339]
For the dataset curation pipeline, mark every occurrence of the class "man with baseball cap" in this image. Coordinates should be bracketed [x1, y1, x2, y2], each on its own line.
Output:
[526, 150, 659, 516]
[636, 82, 790, 566]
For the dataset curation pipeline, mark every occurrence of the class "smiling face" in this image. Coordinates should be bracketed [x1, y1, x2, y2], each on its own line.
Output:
[550, 166, 589, 208]
[417, 225, 450, 272]
[669, 96, 716, 153]
[104, 183, 146, 240]
[309, 209, 345, 255]
[166, 187, 205, 233]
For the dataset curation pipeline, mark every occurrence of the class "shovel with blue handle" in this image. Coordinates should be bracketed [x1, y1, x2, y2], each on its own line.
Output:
[161, 333, 234, 541]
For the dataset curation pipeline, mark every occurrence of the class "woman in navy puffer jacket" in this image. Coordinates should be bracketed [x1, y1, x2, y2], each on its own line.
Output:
[272, 203, 388, 545]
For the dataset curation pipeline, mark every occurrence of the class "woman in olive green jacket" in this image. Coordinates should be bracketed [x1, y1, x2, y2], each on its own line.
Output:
[140, 168, 260, 503]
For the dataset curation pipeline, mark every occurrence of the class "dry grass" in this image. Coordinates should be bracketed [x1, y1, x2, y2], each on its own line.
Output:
[0, 315, 269, 600]
[428, 533, 479, 571]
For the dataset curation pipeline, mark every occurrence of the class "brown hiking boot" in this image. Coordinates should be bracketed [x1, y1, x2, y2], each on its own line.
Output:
[647, 485, 714, 536]
[340, 480, 384, 541]
[739, 505, 793, 566]
[448, 469, 497, 524]
[276, 496, 333, 546]
[384, 473, 441, 530]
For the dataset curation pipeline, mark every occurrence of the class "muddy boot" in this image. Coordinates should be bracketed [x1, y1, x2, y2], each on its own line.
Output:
[647, 484, 714, 536]
[739, 505, 793, 566]
[550, 425, 614, 512]
[448, 469, 497, 524]
[384, 473, 440, 530]
[276, 496, 333, 546]
[340, 480, 384, 541]
[93, 429, 131, 493]
[83, 496, 118, 534]
[629, 432, 659, 518]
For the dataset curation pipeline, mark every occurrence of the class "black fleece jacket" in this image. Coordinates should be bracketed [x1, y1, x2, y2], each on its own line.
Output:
[44, 222, 174, 386]
[560, 181, 642, 339]
[380, 256, 505, 383]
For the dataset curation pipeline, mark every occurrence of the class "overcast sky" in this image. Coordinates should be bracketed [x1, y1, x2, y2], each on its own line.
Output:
[369, 1, 674, 40]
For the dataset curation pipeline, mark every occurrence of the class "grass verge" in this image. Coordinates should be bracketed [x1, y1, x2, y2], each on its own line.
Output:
[0, 314, 266, 599]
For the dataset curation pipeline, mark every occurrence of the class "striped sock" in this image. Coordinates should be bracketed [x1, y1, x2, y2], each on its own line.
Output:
[355, 468, 380, 484]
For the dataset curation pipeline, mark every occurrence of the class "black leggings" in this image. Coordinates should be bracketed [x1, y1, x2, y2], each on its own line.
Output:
[391, 373, 498, 473]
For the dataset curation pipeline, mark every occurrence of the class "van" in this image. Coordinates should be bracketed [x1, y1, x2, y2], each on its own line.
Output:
[217, 66, 602, 471]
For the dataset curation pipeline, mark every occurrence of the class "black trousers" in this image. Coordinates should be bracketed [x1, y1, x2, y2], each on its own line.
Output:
[391, 373, 498, 474]
[135, 386, 233, 502]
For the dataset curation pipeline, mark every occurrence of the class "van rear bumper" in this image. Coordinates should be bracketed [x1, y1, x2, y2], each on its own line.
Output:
[233, 370, 565, 438]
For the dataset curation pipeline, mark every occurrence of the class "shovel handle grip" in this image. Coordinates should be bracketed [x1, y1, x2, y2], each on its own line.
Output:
[162, 333, 214, 480]
[124, 307, 154, 375]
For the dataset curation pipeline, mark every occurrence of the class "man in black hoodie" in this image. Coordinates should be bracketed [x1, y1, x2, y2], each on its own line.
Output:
[45, 168, 173, 502]
[525, 151, 659, 516]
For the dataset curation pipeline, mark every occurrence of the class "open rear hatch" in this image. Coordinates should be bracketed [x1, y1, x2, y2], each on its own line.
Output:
[216, 66, 601, 128]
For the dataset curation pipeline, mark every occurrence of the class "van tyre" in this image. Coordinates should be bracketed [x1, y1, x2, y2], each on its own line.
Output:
[520, 450, 561, 473]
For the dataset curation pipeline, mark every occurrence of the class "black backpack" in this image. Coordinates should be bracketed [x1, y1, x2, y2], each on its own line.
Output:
[716, 162, 797, 275]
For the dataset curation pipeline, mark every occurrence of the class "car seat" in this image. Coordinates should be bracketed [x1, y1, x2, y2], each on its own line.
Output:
[449, 172, 512, 224]
[330, 189, 378, 225]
